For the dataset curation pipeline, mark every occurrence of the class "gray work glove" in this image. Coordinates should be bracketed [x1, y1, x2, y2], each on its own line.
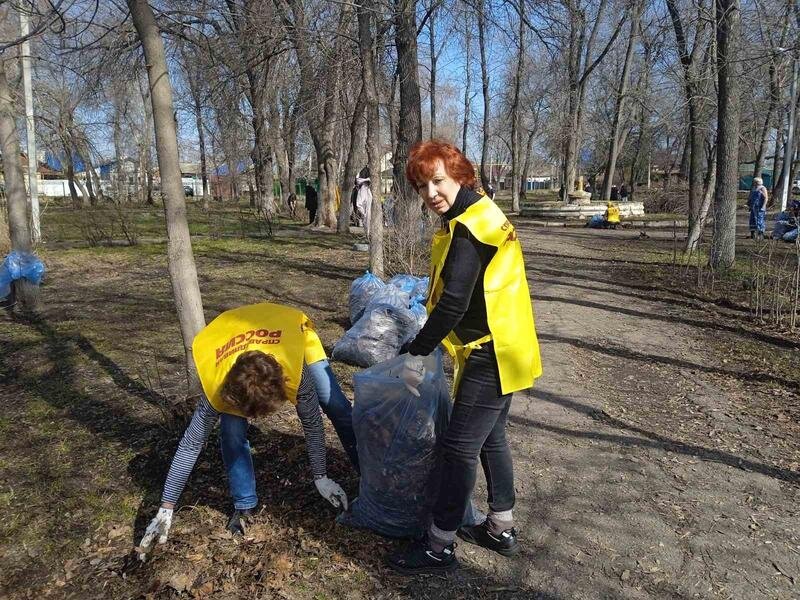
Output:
[314, 476, 348, 510]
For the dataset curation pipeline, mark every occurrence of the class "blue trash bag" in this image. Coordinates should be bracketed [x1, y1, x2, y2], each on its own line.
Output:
[411, 276, 430, 304]
[366, 284, 411, 313]
[388, 274, 420, 295]
[587, 214, 604, 228]
[337, 352, 484, 538]
[410, 301, 428, 330]
[332, 303, 418, 367]
[783, 228, 799, 242]
[349, 271, 385, 324]
[0, 251, 46, 299]
[773, 212, 793, 239]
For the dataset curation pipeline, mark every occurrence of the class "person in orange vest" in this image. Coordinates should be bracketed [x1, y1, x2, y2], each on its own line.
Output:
[387, 140, 542, 575]
[137, 303, 358, 558]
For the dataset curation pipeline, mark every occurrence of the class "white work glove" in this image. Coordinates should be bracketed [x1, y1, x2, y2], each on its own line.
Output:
[137, 507, 173, 560]
[314, 477, 348, 510]
[400, 354, 426, 397]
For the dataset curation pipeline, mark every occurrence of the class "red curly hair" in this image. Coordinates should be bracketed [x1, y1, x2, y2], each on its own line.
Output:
[406, 140, 477, 191]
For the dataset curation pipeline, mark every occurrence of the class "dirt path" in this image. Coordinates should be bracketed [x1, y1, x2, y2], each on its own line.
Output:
[457, 224, 799, 598]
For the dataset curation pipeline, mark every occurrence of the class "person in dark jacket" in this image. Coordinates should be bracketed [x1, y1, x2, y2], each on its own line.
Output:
[305, 184, 319, 225]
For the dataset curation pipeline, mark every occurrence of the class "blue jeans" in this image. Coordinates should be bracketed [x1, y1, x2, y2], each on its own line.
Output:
[749, 207, 766, 233]
[219, 359, 359, 510]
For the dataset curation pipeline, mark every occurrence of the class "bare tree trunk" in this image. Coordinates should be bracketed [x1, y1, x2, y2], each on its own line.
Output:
[392, 0, 423, 212]
[710, 0, 741, 270]
[772, 112, 785, 198]
[60, 137, 82, 207]
[477, 0, 490, 190]
[685, 148, 716, 252]
[510, 9, 524, 211]
[358, 0, 384, 277]
[0, 61, 38, 309]
[753, 62, 779, 179]
[601, 4, 639, 201]
[774, 58, 799, 211]
[113, 97, 127, 202]
[128, 0, 206, 393]
[460, 8, 472, 155]
[186, 68, 209, 202]
[339, 87, 366, 232]
[428, 2, 437, 138]
[519, 128, 535, 199]
[666, 0, 710, 232]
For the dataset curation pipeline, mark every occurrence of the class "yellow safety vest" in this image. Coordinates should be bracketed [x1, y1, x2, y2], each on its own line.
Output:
[192, 302, 327, 417]
[606, 204, 621, 223]
[427, 195, 542, 395]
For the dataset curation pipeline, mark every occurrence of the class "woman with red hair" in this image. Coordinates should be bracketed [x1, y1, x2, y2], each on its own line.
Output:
[388, 140, 542, 575]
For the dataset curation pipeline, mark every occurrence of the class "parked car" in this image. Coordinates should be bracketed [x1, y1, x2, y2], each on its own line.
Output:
[183, 185, 194, 197]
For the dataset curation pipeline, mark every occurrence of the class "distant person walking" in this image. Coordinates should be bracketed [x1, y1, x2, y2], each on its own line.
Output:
[305, 183, 318, 225]
[619, 184, 628, 201]
[355, 167, 372, 236]
[748, 177, 768, 240]
[610, 185, 619, 202]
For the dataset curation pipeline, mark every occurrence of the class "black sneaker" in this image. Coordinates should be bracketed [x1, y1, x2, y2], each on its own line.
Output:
[457, 520, 519, 556]
[227, 509, 254, 535]
[386, 536, 458, 576]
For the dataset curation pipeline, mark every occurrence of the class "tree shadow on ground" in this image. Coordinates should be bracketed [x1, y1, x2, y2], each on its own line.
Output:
[538, 331, 799, 391]
[527, 263, 751, 315]
[512, 388, 800, 486]
[534, 289, 800, 352]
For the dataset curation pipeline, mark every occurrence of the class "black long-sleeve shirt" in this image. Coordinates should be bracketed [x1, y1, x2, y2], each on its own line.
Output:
[408, 187, 496, 356]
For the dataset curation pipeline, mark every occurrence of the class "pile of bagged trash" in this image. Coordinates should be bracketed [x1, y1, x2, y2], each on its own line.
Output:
[331, 271, 429, 367]
[0, 250, 46, 300]
[772, 208, 800, 242]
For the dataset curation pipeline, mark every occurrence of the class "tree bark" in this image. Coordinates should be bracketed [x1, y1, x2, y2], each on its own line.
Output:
[392, 0, 423, 212]
[0, 60, 38, 310]
[710, 0, 741, 270]
[358, 0, 384, 276]
[128, 0, 206, 393]
[339, 86, 366, 233]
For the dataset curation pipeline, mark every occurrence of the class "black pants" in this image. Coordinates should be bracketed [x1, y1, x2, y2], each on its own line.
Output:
[432, 344, 515, 532]
[308, 207, 317, 224]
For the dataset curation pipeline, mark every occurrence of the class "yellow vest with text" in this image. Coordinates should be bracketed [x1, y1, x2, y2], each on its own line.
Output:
[192, 303, 327, 417]
[606, 204, 621, 223]
[427, 196, 542, 395]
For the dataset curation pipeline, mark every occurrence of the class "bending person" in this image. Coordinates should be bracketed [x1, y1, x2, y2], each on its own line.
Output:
[387, 140, 542, 575]
[138, 302, 358, 557]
